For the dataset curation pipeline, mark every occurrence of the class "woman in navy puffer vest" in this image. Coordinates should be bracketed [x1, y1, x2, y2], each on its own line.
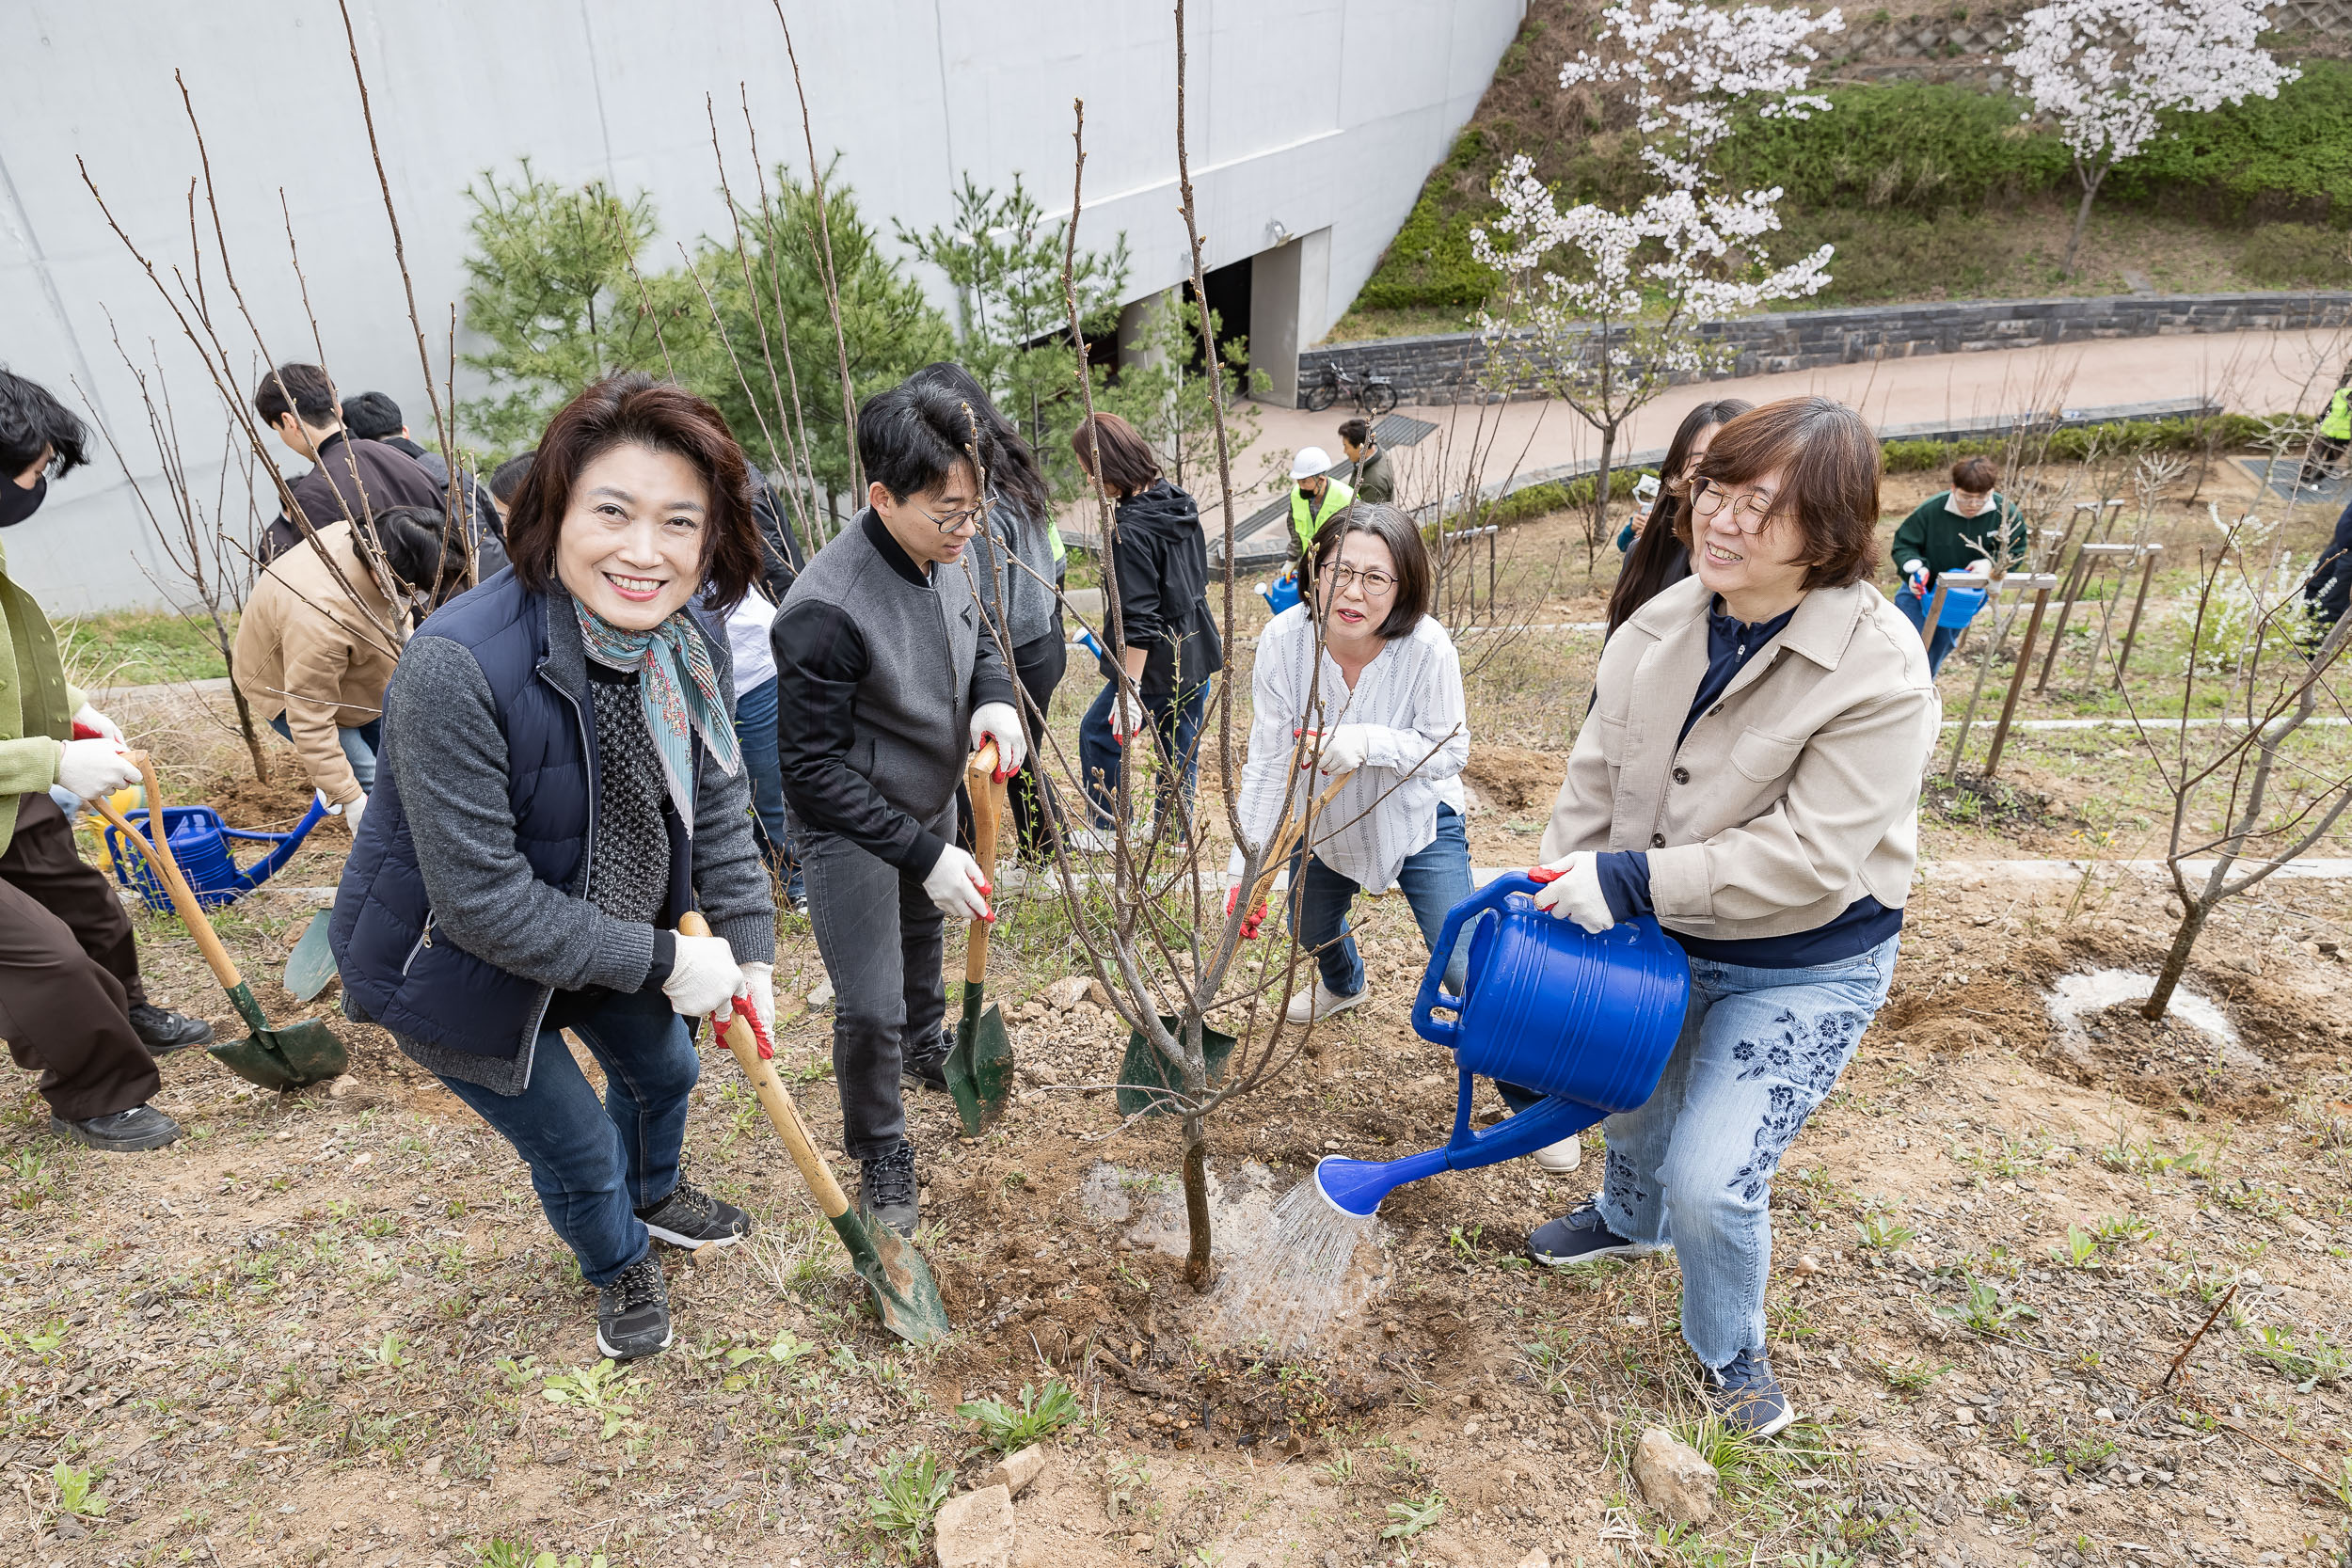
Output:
[332, 374, 776, 1363]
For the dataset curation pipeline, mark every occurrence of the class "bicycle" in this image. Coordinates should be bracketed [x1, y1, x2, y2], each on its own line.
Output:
[1302, 361, 1398, 416]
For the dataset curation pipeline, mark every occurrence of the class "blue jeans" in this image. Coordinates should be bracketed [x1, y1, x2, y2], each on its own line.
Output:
[1078, 678, 1210, 832]
[434, 987, 702, 1287]
[1893, 586, 1961, 675]
[1289, 804, 1473, 997]
[1593, 935, 1899, 1368]
[267, 714, 383, 793]
[730, 674, 795, 877]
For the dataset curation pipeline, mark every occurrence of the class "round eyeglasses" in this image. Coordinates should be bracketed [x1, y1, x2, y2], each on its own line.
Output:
[1688, 480, 1783, 534]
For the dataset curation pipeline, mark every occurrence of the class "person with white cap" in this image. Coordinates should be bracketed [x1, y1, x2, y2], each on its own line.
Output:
[1287, 447, 1355, 564]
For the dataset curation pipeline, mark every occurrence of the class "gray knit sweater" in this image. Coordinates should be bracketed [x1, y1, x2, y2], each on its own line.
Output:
[961, 500, 1061, 649]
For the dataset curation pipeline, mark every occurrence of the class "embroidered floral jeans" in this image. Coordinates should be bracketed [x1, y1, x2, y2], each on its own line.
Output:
[1594, 934, 1899, 1369]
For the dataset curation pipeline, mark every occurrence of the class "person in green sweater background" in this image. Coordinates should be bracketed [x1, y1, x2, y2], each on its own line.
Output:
[1890, 455, 2029, 675]
[0, 369, 215, 1153]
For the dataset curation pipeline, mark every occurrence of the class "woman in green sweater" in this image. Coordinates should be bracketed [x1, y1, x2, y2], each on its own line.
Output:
[1889, 455, 2027, 674]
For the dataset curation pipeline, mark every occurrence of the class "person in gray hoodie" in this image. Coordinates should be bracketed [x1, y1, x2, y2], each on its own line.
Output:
[772, 379, 1025, 1238]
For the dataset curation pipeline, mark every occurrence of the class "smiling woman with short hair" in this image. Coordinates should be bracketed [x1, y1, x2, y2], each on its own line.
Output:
[1520, 395, 1939, 1437]
[330, 373, 776, 1364]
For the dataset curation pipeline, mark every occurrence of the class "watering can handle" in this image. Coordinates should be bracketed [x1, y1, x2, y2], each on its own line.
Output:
[224, 793, 333, 894]
[1410, 869, 1545, 1049]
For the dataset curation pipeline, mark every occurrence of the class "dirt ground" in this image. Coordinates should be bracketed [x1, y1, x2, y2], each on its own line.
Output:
[9, 452, 2352, 1568]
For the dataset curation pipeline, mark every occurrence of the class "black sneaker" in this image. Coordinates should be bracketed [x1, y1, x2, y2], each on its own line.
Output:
[51, 1104, 182, 1152]
[596, 1255, 672, 1360]
[1705, 1347, 1796, 1438]
[902, 1027, 952, 1094]
[635, 1181, 754, 1250]
[1527, 1200, 1655, 1267]
[127, 1003, 213, 1054]
[857, 1142, 919, 1238]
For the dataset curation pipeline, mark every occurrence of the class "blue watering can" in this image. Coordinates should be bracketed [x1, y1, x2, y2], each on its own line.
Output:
[1312, 870, 1692, 1217]
[103, 797, 331, 912]
[1935, 584, 1987, 627]
[1258, 572, 1303, 616]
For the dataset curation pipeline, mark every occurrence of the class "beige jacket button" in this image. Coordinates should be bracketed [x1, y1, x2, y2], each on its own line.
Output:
[1672, 767, 1690, 784]
[1650, 832, 1666, 847]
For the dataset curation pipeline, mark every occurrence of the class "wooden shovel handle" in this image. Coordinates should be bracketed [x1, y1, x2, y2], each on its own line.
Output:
[89, 757, 245, 991]
[964, 738, 1005, 985]
[679, 911, 852, 1221]
[1244, 769, 1354, 917]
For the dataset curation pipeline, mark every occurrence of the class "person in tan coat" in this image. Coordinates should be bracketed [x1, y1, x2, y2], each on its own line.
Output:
[235, 507, 460, 834]
[1516, 396, 1939, 1438]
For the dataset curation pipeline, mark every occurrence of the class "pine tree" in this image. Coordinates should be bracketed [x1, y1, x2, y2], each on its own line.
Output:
[456, 162, 688, 455]
[899, 174, 1129, 499]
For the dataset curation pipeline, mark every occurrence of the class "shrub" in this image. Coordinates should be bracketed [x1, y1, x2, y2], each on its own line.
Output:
[1355, 132, 1502, 310]
[2105, 59, 2352, 225]
[2236, 223, 2352, 288]
[1720, 82, 2071, 214]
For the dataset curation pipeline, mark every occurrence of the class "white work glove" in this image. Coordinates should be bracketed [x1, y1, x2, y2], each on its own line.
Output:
[661, 932, 741, 1018]
[1532, 852, 1616, 934]
[342, 792, 368, 837]
[719, 960, 776, 1037]
[72, 704, 123, 744]
[1300, 724, 1372, 775]
[922, 842, 993, 924]
[57, 737, 140, 800]
[1901, 559, 1929, 597]
[969, 701, 1025, 778]
[1108, 688, 1148, 745]
[1965, 557, 1993, 577]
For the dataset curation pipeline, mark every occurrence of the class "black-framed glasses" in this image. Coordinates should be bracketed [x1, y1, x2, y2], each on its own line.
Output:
[914, 490, 995, 533]
[1325, 563, 1399, 596]
[1689, 479, 1782, 534]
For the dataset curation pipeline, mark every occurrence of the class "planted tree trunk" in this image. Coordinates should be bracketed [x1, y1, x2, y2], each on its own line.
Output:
[2062, 162, 2107, 277]
[2144, 898, 2208, 1021]
[1180, 1108, 1213, 1288]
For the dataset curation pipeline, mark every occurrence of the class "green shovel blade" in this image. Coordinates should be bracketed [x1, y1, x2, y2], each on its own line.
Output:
[205, 980, 348, 1090]
[946, 983, 1014, 1136]
[1116, 1015, 1239, 1118]
[825, 1205, 949, 1346]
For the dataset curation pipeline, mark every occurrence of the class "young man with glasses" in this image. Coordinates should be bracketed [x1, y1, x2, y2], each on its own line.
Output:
[772, 379, 1025, 1237]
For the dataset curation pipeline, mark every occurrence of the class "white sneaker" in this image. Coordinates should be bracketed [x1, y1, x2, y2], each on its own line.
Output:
[1285, 979, 1367, 1024]
[1533, 1135, 1583, 1173]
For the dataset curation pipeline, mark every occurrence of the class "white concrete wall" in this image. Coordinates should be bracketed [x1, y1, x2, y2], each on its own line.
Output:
[2, 0, 1520, 612]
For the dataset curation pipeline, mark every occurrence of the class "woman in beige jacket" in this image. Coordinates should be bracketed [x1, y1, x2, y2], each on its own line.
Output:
[1520, 396, 1939, 1437]
[234, 507, 461, 834]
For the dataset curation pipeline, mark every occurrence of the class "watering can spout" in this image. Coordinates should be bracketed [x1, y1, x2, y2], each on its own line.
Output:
[1311, 1082, 1605, 1218]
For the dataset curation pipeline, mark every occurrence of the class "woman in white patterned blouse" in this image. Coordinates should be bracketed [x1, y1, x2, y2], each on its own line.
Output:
[1231, 501, 1472, 1027]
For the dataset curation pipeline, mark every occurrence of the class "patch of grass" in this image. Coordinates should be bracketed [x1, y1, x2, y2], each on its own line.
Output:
[2049, 1225, 2103, 1270]
[1935, 1274, 2038, 1338]
[1380, 1492, 1448, 1542]
[57, 610, 232, 687]
[957, 1379, 1081, 1452]
[539, 1360, 644, 1441]
[51, 1462, 107, 1520]
[2243, 1325, 2348, 1386]
[1870, 1356, 1951, 1395]
[1855, 1205, 1915, 1251]
[866, 1447, 953, 1554]
[2237, 222, 2352, 286]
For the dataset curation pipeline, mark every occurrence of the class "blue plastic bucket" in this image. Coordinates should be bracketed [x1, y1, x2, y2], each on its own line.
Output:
[1315, 873, 1690, 1215]
[1935, 585, 1987, 627]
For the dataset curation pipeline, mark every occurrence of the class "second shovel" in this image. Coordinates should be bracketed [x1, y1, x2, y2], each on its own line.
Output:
[945, 739, 1013, 1134]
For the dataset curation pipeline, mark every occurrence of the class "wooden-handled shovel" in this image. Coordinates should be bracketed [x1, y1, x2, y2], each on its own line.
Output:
[90, 754, 348, 1090]
[944, 739, 1013, 1134]
[678, 912, 949, 1347]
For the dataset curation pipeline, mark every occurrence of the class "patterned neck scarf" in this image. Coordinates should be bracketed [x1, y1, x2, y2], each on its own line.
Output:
[573, 599, 740, 834]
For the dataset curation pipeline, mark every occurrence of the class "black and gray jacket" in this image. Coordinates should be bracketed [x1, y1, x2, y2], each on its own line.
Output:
[771, 509, 1019, 874]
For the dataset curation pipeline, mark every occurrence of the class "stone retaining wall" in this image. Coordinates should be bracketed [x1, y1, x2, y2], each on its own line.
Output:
[1297, 292, 2352, 406]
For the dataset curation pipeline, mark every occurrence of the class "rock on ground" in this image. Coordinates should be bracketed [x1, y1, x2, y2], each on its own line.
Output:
[935, 1482, 1013, 1568]
[1633, 1426, 1718, 1525]
[979, 1444, 1046, 1498]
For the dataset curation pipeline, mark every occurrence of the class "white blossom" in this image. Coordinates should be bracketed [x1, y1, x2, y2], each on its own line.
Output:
[1560, 0, 1845, 189]
[2003, 0, 2296, 180]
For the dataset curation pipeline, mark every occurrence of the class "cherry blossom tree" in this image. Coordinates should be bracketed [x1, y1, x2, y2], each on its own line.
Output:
[1471, 1, 1841, 561]
[2002, 0, 2296, 277]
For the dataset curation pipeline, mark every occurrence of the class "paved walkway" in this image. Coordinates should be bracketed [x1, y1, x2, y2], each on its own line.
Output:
[1190, 325, 2352, 522]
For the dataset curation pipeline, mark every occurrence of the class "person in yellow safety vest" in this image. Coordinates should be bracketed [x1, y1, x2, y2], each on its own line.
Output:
[1286, 446, 1355, 566]
[2303, 379, 2352, 487]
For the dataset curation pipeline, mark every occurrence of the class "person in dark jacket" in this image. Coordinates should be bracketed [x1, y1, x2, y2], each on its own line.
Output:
[2303, 491, 2352, 638]
[1890, 454, 2030, 675]
[1338, 418, 1394, 504]
[906, 362, 1067, 859]
[342, 389, 510, 577]
[329, 374, 776, 1362]
[771, 379, 1025, 1239]
[255, 365, 445, 562]
[1069, 411, 1223, 850]
[1605, 399, 1753, 637]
